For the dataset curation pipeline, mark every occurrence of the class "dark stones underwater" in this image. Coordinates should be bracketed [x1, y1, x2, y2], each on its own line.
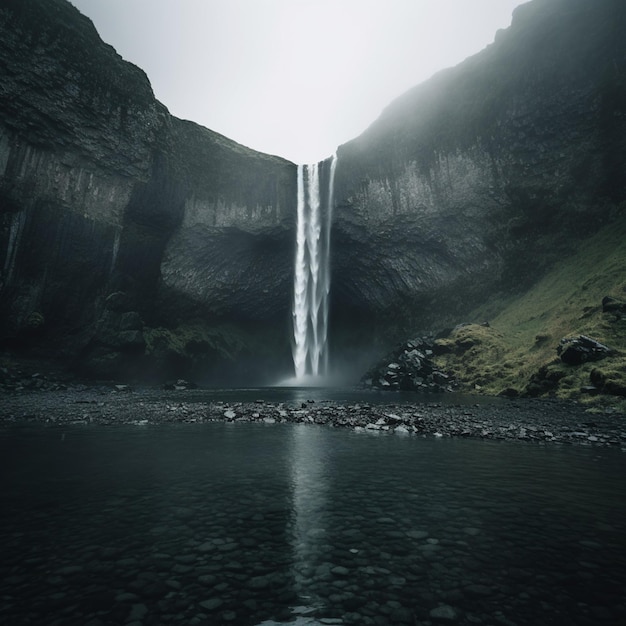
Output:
[1, 420, 625, 626]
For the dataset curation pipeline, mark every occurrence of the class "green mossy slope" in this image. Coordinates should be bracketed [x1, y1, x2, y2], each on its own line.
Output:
[433, 206, 626, 412]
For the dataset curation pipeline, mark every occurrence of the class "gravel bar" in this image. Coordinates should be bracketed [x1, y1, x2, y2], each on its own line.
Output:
[1, 388, 625, 448]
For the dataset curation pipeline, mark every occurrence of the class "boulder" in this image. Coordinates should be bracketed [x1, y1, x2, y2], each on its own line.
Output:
[557, 335, 612, 365]
[362, 336, 455, 392]
[525, 365, 567, 397]
[602, 296, 626, 317]
[162, 379, 198, 391]
[590, 368, 626, 397]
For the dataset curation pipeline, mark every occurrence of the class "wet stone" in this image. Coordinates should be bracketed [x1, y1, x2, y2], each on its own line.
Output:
[406, 530, 429, 540]
[465, 584, 492, 596]
[249, 575, 270, 589]
[198, 574, 217, 586]
[430, 604, 459, 621]
[174, 554, 196, 564]
[127, 603, 148, 621]
[197, 541, 214, 552]
[115, 592, 139, 602]
[390, 606, 414, 623]
[56, 565, 83, 575]
[199, 598, 223, 611]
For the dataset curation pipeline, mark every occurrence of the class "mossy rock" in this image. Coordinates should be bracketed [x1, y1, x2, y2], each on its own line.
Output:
[591, 365, 626, 397]
[142, 321, 291, 384]
[429, 214, 626, 410]
[144, 323, 248, 364]
[433, 323, 511, 393]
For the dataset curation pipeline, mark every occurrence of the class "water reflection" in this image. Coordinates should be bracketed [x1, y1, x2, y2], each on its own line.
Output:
[290, 425, 330, 613]
[0, 423, 624, 625]
[143, 385, 506, 406]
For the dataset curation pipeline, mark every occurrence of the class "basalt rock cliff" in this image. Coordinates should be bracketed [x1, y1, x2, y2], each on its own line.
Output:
[0, 0, 625, 384]
[329, 0, 626, 373]
[0, 0, 296, 382]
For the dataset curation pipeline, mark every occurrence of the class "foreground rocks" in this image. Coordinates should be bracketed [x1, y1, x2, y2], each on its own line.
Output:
[0, 365, 70, 393]
[557, 335, 612, 365]
[361, 337, 454, 392]
[1, 388, 624, 449]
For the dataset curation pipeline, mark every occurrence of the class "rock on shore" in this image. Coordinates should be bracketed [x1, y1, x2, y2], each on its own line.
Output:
[1, 388, 624, 449]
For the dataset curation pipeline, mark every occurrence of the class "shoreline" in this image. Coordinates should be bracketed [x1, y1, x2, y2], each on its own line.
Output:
[1, 387, 625, 449]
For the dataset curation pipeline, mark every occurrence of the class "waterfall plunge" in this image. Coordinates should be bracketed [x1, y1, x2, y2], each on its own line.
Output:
[292, 155, 337, 381]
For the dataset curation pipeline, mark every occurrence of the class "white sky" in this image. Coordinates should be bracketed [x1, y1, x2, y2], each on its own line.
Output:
[70, 0, 525, 164]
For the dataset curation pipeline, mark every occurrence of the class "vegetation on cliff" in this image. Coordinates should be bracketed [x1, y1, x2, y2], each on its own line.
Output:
[433, 205, 626, 411]
[331, 0, 626, 360]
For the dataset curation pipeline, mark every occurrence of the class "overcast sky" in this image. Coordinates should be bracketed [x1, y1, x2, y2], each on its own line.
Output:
[70, 0, 525, 164]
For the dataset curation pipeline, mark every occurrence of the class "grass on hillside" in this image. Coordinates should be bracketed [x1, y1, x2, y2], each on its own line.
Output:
[433, 209, 626, 413]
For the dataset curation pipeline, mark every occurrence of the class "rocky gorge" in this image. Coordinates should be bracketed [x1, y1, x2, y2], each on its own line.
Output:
[1, 0, 625, 403]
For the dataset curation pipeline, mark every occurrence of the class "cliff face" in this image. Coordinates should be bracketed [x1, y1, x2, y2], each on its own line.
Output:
[0, 0, 296, 381]
[329, 0, 626, 368]
[1, 0, 625, 384]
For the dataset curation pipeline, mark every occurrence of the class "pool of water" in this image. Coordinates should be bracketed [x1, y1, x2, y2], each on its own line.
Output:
[1, 422, 625, 625]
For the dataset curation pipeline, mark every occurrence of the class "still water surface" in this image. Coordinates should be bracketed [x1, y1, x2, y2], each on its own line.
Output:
[142, 386, 507, 406]
[1, 422, 625, 625]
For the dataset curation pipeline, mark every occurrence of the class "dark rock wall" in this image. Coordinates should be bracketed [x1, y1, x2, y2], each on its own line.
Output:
[1, 0, 625, 382]
[0, 0, 295, 380]
[330, 0, 626, 364]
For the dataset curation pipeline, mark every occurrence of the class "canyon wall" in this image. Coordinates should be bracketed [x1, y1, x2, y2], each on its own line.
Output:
[0, 0, 624, 383]
[328, 0, 626, 371]
[0, 0, 296, 381]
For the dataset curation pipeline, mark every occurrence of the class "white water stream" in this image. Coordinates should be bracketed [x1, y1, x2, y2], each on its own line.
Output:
[291, 155, 337, 380]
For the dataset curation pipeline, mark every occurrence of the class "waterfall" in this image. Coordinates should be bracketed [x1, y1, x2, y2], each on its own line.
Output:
[291, 154, 337, 380]
[321, 155, 337, 375]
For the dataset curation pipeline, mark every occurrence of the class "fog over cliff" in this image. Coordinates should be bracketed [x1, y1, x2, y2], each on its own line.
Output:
[0, 0, 624, 385]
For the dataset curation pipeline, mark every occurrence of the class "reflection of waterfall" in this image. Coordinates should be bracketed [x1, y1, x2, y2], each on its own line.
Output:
[292, 155, 337, 380]
[290, 425, 328, 610]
